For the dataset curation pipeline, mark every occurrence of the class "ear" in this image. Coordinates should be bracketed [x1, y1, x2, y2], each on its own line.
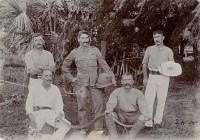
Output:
[162, 36, 165, 40]
[30, 39, 35, 48]
[121, 78, 124, 85]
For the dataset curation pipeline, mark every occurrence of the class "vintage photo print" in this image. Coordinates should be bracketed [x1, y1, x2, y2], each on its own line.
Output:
[0, 0, 200, 140]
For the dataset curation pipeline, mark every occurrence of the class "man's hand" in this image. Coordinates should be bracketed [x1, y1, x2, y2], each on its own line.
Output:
[29, 113, 37, 129]
[71, 77, 79, 83]
[105, 108, 113, 115]
[143, 77, 148, 87]
[105, 111, 115, 118]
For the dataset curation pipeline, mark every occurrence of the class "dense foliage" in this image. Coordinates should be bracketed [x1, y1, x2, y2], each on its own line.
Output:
[0, 0, 199, 77]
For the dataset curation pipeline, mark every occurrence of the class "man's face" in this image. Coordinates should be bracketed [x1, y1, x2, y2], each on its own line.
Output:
[121, 75, 134, 89]
[78, 33, 90, 47]
[153, 33, 164, 46]
[42, 70, 52, 85]
[33, 35, 44, 49]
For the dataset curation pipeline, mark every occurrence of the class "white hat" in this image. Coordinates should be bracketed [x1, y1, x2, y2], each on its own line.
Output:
[158, 61, 182, 77]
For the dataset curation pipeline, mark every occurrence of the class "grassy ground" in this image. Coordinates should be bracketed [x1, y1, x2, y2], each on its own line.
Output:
[0, 65, 200, 140]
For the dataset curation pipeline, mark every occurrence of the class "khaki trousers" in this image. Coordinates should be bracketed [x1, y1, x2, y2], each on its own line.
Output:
[105, 111, 144, 138]
[75, 86, 104, 131]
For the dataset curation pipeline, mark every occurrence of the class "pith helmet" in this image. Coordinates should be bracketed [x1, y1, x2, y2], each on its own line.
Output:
[96, 73, 113, 88]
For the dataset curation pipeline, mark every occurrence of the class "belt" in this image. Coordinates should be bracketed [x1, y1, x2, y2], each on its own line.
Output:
[117, 108, 138, 114]
[29, 74, 39, 79]
[33, 106, 52, 111]
[149, 70, 161, 75]
[29, 74, 42, 79]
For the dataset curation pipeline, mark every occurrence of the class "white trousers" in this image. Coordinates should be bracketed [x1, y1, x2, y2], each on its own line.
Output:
[0, 59, 4, 91]
[145, 74, 170, 127]
[33, 110, 71, 130]
[31, 110, 71, 140]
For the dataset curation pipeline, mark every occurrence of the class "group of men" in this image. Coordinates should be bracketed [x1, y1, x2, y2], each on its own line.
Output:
[24, 29, 174, 139]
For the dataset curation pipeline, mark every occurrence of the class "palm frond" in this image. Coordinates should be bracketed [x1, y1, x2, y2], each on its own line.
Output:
[9, 12, 33, 33]
[5, 0, 23, 15]
[0, 2, 17, 26]
[26, 0, 47, 16]
[5, 0, 27, 15]
[0, 0, 30, 31]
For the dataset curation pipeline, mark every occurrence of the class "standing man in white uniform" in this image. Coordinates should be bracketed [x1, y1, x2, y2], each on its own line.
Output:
[142, 30, 174, 128]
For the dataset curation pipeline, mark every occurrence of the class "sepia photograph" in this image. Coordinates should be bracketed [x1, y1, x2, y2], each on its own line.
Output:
[0, 0, 200, 139]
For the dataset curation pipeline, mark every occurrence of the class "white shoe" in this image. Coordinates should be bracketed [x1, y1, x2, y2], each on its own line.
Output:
[145, 120, 153, 127]
[78, 130, 87, 137]
[89, 130, 104, 135]
[96, 130, 104, 135]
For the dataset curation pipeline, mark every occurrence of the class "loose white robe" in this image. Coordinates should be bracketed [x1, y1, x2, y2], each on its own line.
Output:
[25, 83, 70, 130]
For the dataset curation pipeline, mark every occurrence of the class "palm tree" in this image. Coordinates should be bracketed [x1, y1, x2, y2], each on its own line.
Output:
[1, 0, 200, 79]
[0, 0, 101, 59]
[0, 0, 32, 57]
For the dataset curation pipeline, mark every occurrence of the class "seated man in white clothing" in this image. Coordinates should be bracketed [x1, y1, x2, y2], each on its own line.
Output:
[25, 69, 71, 139]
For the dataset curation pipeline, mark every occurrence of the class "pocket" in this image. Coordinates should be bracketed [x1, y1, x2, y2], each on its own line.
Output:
[87, 53, 97, 66]
[87, 60, 97, 67]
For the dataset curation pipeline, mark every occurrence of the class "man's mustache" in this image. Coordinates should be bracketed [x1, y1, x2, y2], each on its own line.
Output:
[123, 83, 132, 86]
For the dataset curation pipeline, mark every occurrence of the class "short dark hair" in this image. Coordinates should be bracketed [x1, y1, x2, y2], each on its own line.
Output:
[32, 33, 43, 40]
[153, 30, 164, 36]
[77, 30, 90, 38]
